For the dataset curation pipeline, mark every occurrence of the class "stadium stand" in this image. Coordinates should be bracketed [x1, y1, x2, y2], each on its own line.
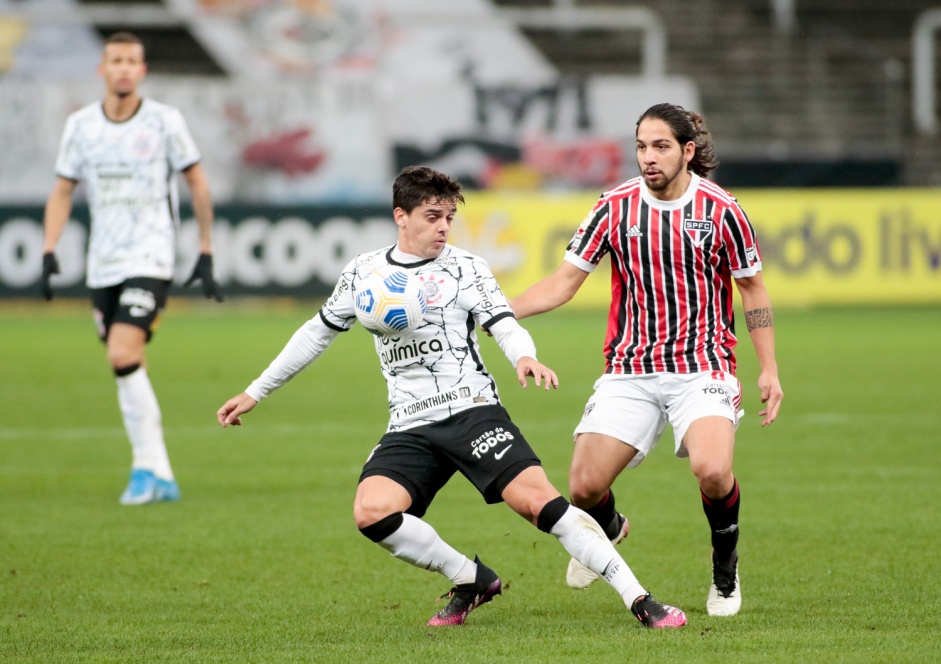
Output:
[494, 0, 941, 186]
[3, 0, 940, 186]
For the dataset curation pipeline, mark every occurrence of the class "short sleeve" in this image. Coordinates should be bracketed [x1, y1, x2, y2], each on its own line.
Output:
[54, 114, 83, 181]
[462, 256, 516, 331]
[164, 106, 201, 172]
[723, 201, 762, 278]
[564, 197, 611, 272]
[319, 259, 358, 331]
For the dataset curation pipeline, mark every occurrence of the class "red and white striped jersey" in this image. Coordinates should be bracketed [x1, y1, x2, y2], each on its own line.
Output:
[565, 173, 762, 376]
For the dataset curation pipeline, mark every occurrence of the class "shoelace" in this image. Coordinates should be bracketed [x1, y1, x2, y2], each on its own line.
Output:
[435, 588, 458, 603]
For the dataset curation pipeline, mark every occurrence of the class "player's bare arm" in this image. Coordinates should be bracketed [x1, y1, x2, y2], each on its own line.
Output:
[40, 177, 79, 300]
[735, 273, 784, 426]
[516, 356, 559, 391]
[181, 162, 224, 301]
[217, 392, 258, 428]
[42, 177, 77, 252]
[182, 163, 215, 254]
[744, 307, 773, 331]
[511, 262, 589, 319]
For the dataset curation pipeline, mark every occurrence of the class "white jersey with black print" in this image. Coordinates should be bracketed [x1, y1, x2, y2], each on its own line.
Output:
[244, 244, 538, 432]
[53, 98, 201, 288]
[327, 244, 534, 431]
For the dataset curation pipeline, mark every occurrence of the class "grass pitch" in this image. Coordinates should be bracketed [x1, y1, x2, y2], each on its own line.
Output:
[1, 301, 940, 662]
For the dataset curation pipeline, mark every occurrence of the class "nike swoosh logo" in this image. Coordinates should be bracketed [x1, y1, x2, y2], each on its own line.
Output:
[494, 445, 512, 460]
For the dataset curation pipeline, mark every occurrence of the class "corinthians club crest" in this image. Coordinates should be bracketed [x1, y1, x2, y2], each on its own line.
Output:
[684, 218, 713, 247]
[419, 275, 446, 305]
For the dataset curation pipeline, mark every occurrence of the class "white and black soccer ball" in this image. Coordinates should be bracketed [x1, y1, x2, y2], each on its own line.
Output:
[354, 266, 427, 336]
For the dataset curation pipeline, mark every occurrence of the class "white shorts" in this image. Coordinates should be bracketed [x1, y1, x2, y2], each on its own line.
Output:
[573, 371, 743, 468]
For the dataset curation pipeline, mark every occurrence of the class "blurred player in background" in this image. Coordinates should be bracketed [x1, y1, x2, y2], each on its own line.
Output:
[41, 32, 224, 505]
[511, 103, 784, 617]
[217, 166, 686, 629]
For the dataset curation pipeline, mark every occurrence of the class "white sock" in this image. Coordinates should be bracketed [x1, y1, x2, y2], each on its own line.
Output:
[116, 367, 173, 480]
[550, 506, 646, 607]
[377, 513, 476, 585]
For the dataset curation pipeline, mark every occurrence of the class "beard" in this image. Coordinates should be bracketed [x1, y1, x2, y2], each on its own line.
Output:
[642, 170, 679, 192]
[641, 159, 685, 192]
[643, 173, 668, 191]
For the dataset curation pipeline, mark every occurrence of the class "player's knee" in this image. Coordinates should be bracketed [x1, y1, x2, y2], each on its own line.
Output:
[358, 512, 403, 543]
[510, 490, 560, 524]
[568, 466, 607, 507]
[502, 466, 561, 523]
[693, 463, 733, 497]
[353, 503, 383, 530]
[353, 494, 400, 530]
[107, 347, 141, 370]
[355, 475, 414, 527]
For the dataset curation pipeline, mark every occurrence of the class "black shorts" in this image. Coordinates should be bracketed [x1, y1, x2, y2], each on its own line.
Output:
[91, 278, 170, 342]
[360, 404, 541, 518]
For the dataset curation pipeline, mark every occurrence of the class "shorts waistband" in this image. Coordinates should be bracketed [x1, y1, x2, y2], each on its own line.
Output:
[390, 387, 476, 424]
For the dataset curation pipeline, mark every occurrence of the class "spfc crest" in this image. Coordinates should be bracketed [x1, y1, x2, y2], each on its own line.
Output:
[684, 218, 713, 247]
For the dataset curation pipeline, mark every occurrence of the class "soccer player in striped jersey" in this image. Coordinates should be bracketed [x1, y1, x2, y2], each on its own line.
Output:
[41, 32, 223, 505]
[511, 103, 784, 617]
[217, 166, 686, 629]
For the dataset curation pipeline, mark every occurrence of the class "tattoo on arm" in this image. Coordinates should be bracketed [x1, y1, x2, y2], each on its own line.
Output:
[745, 307, 773, 331]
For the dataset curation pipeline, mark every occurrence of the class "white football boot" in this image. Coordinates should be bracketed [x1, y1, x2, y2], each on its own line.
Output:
[706, 552, 741, 616]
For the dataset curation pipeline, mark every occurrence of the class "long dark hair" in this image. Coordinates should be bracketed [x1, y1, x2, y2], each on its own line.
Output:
[636, 103, 719, 177]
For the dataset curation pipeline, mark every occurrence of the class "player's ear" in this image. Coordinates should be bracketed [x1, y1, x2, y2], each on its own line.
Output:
[393, 207, 408, 228]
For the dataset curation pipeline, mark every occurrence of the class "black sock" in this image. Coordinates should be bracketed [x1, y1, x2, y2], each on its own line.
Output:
[536, 496, 570, 533]
[701, 480, 740, 562]
[359, 512, 404, 543]
[114, 363, 141, 378]
[583, 489, 621, 541]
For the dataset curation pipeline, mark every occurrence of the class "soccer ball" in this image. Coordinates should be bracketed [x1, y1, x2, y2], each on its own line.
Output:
[354, 266, 427, 336]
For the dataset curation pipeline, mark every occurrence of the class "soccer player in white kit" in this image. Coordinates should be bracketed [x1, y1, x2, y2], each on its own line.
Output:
[217, 166, 686, 629]
[511, 104, 784, 617]
[41, 32, 223, 505]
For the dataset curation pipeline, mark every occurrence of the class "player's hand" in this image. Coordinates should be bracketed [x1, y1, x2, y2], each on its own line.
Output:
[217, 392, 258, 427]
[41, 252, 60, 301]
[516, 357, 559, 391]
[757, 371, 783, 426]
[185, 253, 224, 302]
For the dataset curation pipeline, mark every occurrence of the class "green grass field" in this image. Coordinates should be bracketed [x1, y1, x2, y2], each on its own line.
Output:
[2, 301, 940, 662]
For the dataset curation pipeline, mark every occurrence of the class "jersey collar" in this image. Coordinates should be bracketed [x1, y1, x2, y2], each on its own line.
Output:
[386, 244, 443, 268]
[100, 98, 144, 125]
[640, 172, 700, 210]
